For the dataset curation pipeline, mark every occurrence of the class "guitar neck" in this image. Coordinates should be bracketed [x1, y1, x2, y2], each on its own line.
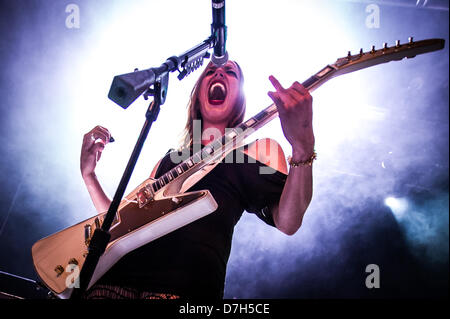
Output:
[235, 64, 337, 132]
[236, 38, 446, 137]
[141, 37, 445, 207]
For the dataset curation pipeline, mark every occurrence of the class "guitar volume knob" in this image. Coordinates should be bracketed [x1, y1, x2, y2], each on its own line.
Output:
[84, 224, 92, 246]
[94, 217, 101, 229]
[69, 258, 78, 266]
[54, 265, 64, 277]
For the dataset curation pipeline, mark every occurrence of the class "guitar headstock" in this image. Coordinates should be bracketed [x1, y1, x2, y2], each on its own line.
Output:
[332, 37, 445, 76]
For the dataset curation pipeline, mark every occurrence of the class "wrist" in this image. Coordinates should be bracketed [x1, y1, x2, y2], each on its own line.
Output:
[82, 171, 97, 183]
[291, 146, 315, 162]
[288, 148, 316, 168]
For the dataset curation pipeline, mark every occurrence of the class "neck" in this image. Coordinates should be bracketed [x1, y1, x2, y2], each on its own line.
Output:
[201, 120, 228, 145]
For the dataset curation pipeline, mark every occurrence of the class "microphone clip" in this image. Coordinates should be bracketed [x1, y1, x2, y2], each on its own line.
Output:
[177, 52, 210, 81]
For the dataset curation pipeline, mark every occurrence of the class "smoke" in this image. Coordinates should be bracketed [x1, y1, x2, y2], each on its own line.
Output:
[393, 192, 449, 266]
[224, 0, 449, 298]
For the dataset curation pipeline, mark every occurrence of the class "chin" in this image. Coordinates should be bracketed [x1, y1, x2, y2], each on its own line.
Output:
[203, 102, 234, 123]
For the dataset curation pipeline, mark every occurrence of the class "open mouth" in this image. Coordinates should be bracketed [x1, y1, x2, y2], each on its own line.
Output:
[208, 81, 227, 105]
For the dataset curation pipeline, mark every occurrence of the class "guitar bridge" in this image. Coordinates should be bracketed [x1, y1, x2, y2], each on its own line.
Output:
[137, 184, 154, 208]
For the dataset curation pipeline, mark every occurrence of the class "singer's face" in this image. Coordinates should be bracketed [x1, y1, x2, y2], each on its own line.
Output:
[198, 61, 242, 125]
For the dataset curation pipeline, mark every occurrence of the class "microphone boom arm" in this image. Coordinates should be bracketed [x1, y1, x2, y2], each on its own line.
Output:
[108, 36, 215, 109]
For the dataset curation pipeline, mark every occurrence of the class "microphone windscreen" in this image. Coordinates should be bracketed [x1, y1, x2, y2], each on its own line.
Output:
[211, 51, 228, 67]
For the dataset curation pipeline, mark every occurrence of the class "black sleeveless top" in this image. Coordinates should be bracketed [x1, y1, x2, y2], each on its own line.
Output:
[97, 144, 288, 298]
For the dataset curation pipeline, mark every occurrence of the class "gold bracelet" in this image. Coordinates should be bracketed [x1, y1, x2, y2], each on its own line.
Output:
[287, 151, 317, 167]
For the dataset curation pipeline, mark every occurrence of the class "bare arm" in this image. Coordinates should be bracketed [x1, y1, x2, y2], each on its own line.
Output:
[272, 161, 313, 235]
[247, 138, 312, 235]
[80, 126, 162, 214]
[82, 173, 112, 214]
[267, 75, 315, 235]
[80, 126, 112, 214]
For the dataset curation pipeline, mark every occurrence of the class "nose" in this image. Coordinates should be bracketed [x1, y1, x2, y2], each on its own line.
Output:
[214, 70, 225, 78]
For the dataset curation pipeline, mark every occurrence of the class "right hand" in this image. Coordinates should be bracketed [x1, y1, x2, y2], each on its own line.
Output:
[80, 126, 112, 179]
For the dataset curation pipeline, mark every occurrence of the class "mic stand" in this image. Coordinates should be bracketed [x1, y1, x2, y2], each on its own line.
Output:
[71, 8, 218, 299]
[70, 77, 167, 299]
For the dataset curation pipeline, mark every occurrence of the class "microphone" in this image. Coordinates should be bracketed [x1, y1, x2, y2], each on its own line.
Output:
[211, 0, 228, 66]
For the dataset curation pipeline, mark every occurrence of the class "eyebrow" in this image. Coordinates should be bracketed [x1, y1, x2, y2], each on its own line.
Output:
[224, 65, 236, 71]
[206, 64, 237, 72]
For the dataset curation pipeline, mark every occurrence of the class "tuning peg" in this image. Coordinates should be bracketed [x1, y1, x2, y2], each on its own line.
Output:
[408, 36, 414, 44]
[347, 51, 352, 59]
[371, 45, 376, 53]
[383, 42, 388, 50]
[359, 48, 363, 56]
[395, 40, 400, 47]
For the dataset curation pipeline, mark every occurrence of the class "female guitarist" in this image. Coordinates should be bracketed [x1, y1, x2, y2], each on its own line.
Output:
[79, 60, 315, 299]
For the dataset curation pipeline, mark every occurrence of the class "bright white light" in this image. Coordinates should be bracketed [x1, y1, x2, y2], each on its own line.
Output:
[66, 0, 358, 195]
[385, 196, 409, 218]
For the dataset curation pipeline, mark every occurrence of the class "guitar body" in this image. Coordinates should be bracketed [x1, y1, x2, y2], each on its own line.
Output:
[32, 189, 217, 298]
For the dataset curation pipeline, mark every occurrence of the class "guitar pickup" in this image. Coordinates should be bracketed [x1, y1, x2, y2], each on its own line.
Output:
[137, 184, 154, 208]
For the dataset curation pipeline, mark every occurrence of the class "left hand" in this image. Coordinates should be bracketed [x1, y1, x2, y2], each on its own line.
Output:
[268, 75, 315, 161]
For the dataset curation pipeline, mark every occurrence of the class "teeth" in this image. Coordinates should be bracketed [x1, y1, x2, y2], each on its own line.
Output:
[209, 82, 225, 94]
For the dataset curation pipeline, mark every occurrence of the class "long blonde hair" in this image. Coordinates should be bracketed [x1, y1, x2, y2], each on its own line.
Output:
[179, 61, 246, 150]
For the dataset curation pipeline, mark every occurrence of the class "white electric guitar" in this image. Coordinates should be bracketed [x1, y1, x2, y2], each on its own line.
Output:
[32, 37, 445, 298]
